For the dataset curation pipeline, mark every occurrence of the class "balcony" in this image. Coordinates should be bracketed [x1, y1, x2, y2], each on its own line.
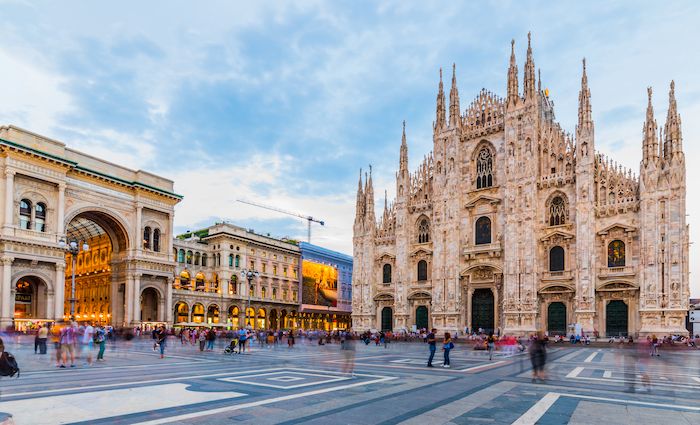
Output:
[541, 270, 573, 281]
[598, 266, 635, 278]
[11, 227, 57, 242]
[463, 241, 502, 259]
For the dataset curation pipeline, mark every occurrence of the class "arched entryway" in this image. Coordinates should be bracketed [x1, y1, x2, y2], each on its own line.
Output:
[140, 288, 159, 322]
[547, 302, 567, 336]
[191, 303, 205, 323]
[207, 304, 220, 324]
[471, 288, 494, 333]
[381, 307, 393, 331]
[245, 307, 255, 328]
[269, 309, 278, 330]
[257, 308, 266, 329]
[228, 305, 240, 328]
[416, 306, 429, 330]
[606, 300, 628, 337]
[174, 301, 189, 323]
[64, 210, 130, 325]
[13, 276, 51, 329]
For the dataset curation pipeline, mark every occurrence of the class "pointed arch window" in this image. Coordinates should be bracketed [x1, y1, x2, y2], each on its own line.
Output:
[143, 227, 151, 249]
[417, 260, 428, 281]
[549, 246, 565, 272]
[549, 196, 567, 226]
[476, 148, 493, 189]
[382, 264, 392, 283]
[153, 229, 161, 252]
[475, 216, 492, 245]
[607, 240, 626, 267]
[418, 219, 430, 244]
[19, 199, 31, 229]
[35, 202, 46, 232]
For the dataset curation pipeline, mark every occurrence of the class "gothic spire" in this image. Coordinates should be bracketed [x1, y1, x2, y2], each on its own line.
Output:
[365, 165, 375, 225]
[434, 68, 446, 132]
[400, 120, 408, 173]
[354, 168, 365, 223]
[507, 39, 519, 106]
[664, 80, 683, 157]
[449, 63, 460, 127]
[523, 32, 536, 100]
[642, 87, 658, 163]
[577, 58, 593, 137]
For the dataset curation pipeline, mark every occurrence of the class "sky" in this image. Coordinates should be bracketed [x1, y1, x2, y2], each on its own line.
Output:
[1, 1, 699, 296]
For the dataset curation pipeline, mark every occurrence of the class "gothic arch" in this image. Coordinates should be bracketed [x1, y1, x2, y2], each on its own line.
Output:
[471, 140, 496, 188]
[416, 215, 431, 244]
[544, 191, 569, 226]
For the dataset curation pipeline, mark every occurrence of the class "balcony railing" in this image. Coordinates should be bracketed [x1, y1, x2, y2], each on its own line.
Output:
[463, 241, 502, 259]
[598, 266, 635, 277]
[541, 270, 573, 281]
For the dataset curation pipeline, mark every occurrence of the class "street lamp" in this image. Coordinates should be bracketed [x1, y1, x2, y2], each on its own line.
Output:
[58, 237, 89, 322]
[240, 269, 259, 328]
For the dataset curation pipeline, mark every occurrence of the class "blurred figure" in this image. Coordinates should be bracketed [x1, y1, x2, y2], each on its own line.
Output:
[650, 334, 660, 356]
[37, 324, 48, 355]
[442, 332, 453, 368]
[340, 331, 356, 376]
[529, 332, 547, 382]
[95, 325, 106, 362]
[81, 322, 95, 366]
[156, 325, 167, 359]
[487, 332, 496, 361]
[59, 321, 78, 368]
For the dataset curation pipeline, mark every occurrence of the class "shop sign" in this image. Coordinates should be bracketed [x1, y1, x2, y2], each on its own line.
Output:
[15, 293, 32, 304]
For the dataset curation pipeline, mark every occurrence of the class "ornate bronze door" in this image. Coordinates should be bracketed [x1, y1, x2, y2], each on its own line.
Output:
[471, 288, 494, 332]
[547, 302, 567, 336]
[606, 300, 628, 337]
[381, 307, 393, 331]
[416, 306, 428, 329]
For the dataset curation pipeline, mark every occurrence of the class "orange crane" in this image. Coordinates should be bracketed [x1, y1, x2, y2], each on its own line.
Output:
[235, 199, 325, 243]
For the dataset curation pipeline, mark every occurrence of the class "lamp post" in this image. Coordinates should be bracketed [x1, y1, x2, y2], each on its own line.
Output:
[58, 237, 89, 322]
[240, 269, 259, 328]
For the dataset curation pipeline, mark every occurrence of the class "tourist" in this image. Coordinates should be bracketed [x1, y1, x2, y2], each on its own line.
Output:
[156, 325, 167, 359]
[95, 326, 106, 361]
[442, 332, 453, 368]
[81, 322, 95, 366]
[238, 328, 247, 353]
[288, 330, 295, 348]
[529, 332, 547, 382]
[487, 332, 496, 361]
[198, 329, 207, 351]
[426, 328, 437, 367]
[650, 334, 660, 356]
[59, 322, 77, 368]
[206, 328, 216, 351]
[37, 325, 48, 355]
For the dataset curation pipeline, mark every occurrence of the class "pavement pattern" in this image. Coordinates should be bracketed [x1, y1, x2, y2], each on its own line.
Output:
[1, 335, 699, 424]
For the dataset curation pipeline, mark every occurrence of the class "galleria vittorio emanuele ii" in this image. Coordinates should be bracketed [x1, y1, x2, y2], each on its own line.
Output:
[351, 34, 689, 338]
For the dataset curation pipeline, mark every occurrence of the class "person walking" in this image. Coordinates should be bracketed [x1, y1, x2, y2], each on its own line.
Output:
[487, 332, 496, 361]
[426, 328, 437, 367]
[206, 328, 216, 351]
[95, 326, 107, 362]
[198, 329, 207, 352]
[529, 332, 547, 382]
[650, 334, 660, 356]
[238, 328, 247, 353]
[81, 323, 95, 366]
[156, 325, 167, 359]
[442, 332, 453, 368]
[59, 322, 77, 368]
[37, 325, 49, 355]
[288, 330, 295, 348]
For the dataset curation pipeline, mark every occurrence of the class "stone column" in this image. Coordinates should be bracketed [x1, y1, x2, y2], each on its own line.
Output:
[134, 205, 142, 254]
[57, 183, 66, 235]
[0, 256, 14, 328]
[54, 262, 66, 321]
[133, 273, 142, 324]
[124, 275, 133, 326]
[165, 278, 174, 324]
[466, 287, 474, 332]
[4, 170, 15, 231]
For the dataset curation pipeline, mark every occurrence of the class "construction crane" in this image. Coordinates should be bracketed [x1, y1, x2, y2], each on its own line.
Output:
[235, 199, 325, 243]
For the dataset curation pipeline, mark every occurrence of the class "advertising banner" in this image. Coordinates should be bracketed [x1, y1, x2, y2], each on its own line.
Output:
[301, 260, 338, 307]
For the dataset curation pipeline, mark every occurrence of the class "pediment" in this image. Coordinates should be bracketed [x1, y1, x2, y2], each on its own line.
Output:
[597, 222, 636, 236]
[598, 281, 638, 291]
[373, 293, 395, 301]
[539, 230, 575, 242]
[375, 252, 396, 262]
[465, 194, 501, 209]
[539, 284, 575, 293]
[407, 290, 432, 300]
[410, 247, 433, 257]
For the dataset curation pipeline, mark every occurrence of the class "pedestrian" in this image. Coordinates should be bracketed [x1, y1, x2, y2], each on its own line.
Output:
[238, 328, 247, 353]
[487, 331, 496, 361]
[288, 330, 295, 348]
[442, 332, 453, 368]
[81, 322, 95, 366]
[37, 324, 49, 354]
[650, 334, 659, 356]
[198, 329, 207, 351]
[59, 322, 77, 368]
[34, 327, 40, 354]
[529, 332, 547, 382]
[426, 328, 437, 367]
[206, 328, 216, 351]
[95, 326, 106, 362]
[156, 325, 167, 359]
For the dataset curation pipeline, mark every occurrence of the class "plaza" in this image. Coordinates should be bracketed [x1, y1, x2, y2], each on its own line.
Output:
[1, 335, 699, 424]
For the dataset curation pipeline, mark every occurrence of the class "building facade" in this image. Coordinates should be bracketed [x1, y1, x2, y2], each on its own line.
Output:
[171, 223, 302, 330]
[299, 241, 352, 330]
[352, 34, 689, 338]
[0, 125, 180, 330]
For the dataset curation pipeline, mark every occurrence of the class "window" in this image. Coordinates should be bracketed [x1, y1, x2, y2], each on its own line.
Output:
[608, 240, 626, 267]
[202, 254, 207, 267]
[250, 260, 254, 269]
[418, 219, 430, 244]
[229, 254, 234, 267]
[19, 199, 31, 229]
[195, 273, 205, 291]
[262, 287, 267, 299]
[179, 271, 190, 289]
[235, 255, 240, 268]
[292, 291, 298, 301]
[475, 216, 492, 245]
[549, 246, 565, 271]
[143, 227, 151, 249]
[417, 260, 428, 281]
[549, 196, 567, 226]
[382, 264, 392, 283]
[194, 252, 200, 266]
[476, 148, 493, 189]
[272, 288, 277, 300]
[229, 275, 237, 295]
[178, 249, 185, 263]
[273, 265, 277, 275]
[153, 229, 160, 252]
[249, 285, 255, 297]
[186, 250, 193, 264]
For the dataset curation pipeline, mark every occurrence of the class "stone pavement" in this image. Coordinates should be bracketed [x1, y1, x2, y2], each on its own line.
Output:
[0, 335, 699, 424]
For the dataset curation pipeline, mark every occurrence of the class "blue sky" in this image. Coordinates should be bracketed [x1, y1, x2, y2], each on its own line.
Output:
[1, 1, 699, 295]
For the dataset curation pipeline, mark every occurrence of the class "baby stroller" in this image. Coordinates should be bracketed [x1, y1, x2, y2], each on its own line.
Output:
[224, 338, 239, 354]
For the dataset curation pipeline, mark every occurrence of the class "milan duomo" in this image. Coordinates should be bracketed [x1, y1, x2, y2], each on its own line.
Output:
[351, 34, 689, 338]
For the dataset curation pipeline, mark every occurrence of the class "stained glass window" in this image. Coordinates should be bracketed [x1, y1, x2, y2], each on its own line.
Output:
[476, 148, 493, 189]
[549, 196, 567, 226]
[418, 219, 430, 243]
[475, 216, 492, 245]
[608, 240, 626, 267]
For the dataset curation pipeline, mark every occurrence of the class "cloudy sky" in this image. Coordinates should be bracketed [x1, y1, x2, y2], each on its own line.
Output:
[1, 1, 699, 295]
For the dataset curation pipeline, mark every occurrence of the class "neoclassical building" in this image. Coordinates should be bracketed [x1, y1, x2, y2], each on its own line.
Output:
[0, 125, 180, 330]
[171, 223, 304, 330]
[352, 34, 689, 337]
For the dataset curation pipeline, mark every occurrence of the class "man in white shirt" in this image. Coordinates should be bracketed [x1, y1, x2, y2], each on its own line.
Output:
[82, 323, 95, 366]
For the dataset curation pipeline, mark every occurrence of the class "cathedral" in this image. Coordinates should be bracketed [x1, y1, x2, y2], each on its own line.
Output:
[351, 34, 689, 338]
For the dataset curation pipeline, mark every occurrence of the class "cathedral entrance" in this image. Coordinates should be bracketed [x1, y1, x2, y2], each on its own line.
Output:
[606, 300, 628, 337]
[416, 306, 428, 329]
[547, 302, 567, 336]
[381, 307, 393, 331]
[64, 211, 129, 325]
[471, 288, 494, 333]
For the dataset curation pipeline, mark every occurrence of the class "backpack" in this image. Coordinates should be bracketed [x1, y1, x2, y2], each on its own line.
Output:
[0, 351, 20, 378]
